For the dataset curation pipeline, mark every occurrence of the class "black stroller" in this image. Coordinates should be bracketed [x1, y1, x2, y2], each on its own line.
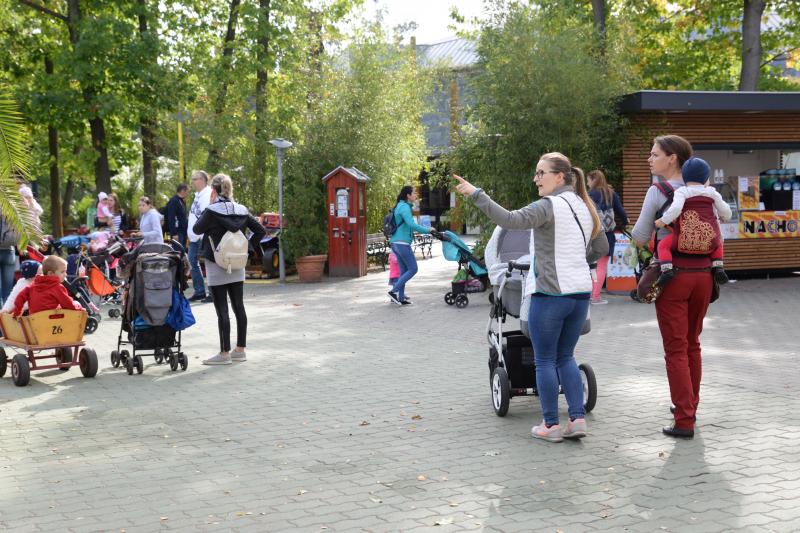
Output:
[484, 227, 597, 417]
[110, 242, 189, 375]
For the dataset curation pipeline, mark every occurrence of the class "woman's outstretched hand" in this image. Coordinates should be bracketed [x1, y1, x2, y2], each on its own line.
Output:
[453, 174, 477, 197]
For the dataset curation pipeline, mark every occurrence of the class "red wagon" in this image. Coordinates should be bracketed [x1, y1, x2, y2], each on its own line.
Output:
[0, 310, 98, 387]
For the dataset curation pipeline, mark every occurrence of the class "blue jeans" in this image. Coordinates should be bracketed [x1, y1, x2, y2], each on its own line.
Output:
[528, 295, 589, 425]
[390, 242, 417, 301]
[188, 240, 206, 297]
[0, 249, 16, 305]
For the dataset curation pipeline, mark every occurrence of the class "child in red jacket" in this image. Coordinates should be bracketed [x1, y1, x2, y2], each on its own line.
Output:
[13, 256, 83, 316]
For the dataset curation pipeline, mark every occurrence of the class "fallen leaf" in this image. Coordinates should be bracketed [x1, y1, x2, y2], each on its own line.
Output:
[369, 496, 382, 503]
[434, 517, 454, 526]
[539, 480, 546, 485]
[160, 517, 168, 521]
[411, 415, 422, 420]
[224, 438, 232, 442]
[417, 475, 427, 481]
[449, 502, 459, 507]
[297, 490, 308, 495]
[360, 421, 370, 426]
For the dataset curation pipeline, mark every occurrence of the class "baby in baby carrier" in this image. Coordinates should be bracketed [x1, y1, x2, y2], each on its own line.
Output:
[655, 157, 732, 288]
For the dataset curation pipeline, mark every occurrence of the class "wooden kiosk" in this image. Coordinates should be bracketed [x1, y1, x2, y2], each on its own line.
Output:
[620, 90, 800, 272]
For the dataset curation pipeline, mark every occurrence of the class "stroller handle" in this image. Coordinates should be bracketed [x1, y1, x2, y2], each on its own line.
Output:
[507, 260, 530, 272]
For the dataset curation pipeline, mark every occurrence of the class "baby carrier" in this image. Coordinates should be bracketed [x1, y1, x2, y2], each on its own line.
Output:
[484, 227, 597, 417]
[670, 196, 721, 255]
[110, 242, 192, 375]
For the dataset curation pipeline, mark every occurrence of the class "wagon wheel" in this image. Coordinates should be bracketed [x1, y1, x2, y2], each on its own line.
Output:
[0, 347, 6, 378]
[79, 348, 98, 378]
[11, 354, 30, 387]
[55, 348, 73, 371]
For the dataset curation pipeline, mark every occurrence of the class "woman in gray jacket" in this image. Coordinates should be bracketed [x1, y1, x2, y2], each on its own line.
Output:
[455, 152, 608, 443]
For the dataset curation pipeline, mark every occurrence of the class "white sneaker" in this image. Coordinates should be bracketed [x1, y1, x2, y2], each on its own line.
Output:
[231, 350, 246, 362]
[590, 298, 608, 305]
[203, 353, 231, 365]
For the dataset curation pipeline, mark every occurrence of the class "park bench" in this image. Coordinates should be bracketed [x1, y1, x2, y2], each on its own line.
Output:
[413, 233, 434, 259]
[366, 233, 389, 270]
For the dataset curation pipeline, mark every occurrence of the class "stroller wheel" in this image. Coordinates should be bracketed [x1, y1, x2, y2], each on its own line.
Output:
[134, 355, 144, 374]
[154, 349, 164, 365]
[108, 308, 121, 319]
[455, 294, 469, 309]
[178, 352, 188, 371]
[110, 350, 120, 368]
[491, 367, 510, 417]
[0, 348, 6, 378]
[169, 350, 178, 371]
[125, 354, 134, 375]
[85, 316, 99, 335]
[579, 363, 597, 413]
[444, 292, 455, 305]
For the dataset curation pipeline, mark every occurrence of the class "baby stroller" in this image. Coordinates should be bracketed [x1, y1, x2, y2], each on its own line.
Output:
[485, 227, 597, 417]
[621, 229, 654, 303]
[440, 231, 489, 308]
[110, 242, 189, 375]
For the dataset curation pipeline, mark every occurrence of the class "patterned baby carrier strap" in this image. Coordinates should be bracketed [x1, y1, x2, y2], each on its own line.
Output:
[673, 196, 721, 255]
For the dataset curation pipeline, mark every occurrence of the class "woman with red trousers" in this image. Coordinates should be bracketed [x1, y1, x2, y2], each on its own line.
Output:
[631, 134, 714, 439]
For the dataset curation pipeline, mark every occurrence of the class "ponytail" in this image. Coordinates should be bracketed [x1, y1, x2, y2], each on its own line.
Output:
[571, 166, 601, 238]
[210, 173, 234, 201]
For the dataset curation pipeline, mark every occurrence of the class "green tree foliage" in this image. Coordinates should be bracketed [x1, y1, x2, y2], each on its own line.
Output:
[283, 23, 429, 260]
[451, 1, 633, 229]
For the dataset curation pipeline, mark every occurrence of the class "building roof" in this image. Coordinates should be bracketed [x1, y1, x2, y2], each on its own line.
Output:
[321, 166, 371, 183]
[416, 37, 478, 70]
[620, 90, 800, 113]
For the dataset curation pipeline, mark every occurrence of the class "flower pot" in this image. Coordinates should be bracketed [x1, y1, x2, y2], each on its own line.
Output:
[295, 254, 327, 283]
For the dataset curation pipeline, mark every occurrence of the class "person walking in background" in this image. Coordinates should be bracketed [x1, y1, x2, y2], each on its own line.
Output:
[192, 174, 265, 366]
[187, 170, 212, 303]
[454, 152, 608, 443]
[0, 214, 19, 306]
[166, 183, 189, 249]
[136, 196, 164, 244]
[108, 193, 130, 234]
[587, 170, 628, 304]
[388, 185, 435, 306]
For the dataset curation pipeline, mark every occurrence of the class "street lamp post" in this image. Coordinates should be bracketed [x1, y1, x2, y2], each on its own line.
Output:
[268, 138, 293, 282]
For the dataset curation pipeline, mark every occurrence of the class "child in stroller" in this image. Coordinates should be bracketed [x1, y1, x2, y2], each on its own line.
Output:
[439, 231, 489, 308]
[484, 227, 597, 417]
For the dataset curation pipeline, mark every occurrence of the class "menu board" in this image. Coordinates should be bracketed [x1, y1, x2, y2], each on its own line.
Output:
[737, 176, 760, 210]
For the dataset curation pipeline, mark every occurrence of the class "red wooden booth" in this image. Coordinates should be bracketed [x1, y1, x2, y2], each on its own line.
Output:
[322, 166, 370, 277]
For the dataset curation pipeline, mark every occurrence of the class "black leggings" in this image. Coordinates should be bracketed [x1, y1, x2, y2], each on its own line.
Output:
[210, 282, 247, 353]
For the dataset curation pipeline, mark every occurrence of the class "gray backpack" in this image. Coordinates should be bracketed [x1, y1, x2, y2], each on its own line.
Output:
[0, 217, 20, 248]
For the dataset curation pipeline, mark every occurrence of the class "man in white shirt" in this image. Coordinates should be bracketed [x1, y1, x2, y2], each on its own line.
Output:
[187, 170, 212, 302]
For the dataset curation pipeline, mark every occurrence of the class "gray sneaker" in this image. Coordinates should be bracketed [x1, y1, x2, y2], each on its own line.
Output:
[562, 418, 587, 439]
[231, 350, 246, 362]
[203, 353, 232, 365]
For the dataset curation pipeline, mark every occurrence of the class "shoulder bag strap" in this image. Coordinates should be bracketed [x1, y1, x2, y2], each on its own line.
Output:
[557, 196, 588, 250]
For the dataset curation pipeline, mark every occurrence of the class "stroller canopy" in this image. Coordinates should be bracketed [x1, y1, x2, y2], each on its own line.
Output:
[441, 231, 487, 276]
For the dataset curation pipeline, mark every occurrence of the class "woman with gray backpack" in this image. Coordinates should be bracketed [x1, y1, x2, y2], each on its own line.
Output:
[192, 174, 265, 365]
[587, 170, 628, 305]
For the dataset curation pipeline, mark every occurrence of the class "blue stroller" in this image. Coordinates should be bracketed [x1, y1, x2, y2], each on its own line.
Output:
[439, 231, 489, 308]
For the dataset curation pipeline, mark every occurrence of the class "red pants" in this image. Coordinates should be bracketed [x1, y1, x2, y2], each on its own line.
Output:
[654, 270, 713, 429]
[657, 232, 723, 264]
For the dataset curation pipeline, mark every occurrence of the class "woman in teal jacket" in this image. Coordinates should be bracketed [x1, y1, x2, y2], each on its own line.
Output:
[389, 186, 434, 305]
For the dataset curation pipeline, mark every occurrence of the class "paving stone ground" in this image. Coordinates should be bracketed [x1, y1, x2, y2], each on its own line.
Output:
[1, 244, 799, 533]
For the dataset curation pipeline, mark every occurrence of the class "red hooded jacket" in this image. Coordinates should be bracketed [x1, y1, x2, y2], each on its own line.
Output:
[13, 275, 83, 316]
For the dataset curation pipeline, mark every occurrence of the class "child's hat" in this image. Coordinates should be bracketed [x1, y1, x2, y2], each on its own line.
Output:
[98, 192, 108, 201]
[682, 157, 711, 184]
[20, 260, 40, 279]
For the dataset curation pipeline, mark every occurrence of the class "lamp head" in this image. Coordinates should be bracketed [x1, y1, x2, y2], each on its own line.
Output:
[268, 138, 293, 150]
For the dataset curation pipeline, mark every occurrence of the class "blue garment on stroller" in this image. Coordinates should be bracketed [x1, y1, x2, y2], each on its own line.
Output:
[441, 231, 487, 276]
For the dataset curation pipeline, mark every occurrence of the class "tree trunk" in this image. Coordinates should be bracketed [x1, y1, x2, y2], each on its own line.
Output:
[739, 0, 766, 91]
[306, 10, 323, 109]
[138, 0, 158, 199]
[591, 0, 606, 57]
[45, 56, 63, 238]
[66, 0, 112, 194]
[253, 0, 271, 213]
[206, 0, 241, 171]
